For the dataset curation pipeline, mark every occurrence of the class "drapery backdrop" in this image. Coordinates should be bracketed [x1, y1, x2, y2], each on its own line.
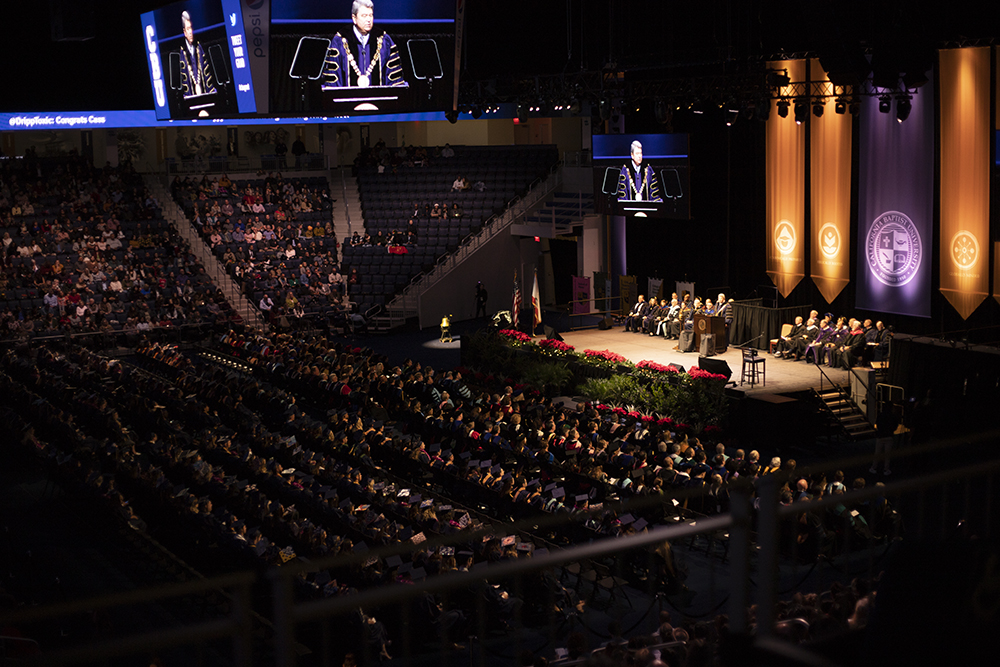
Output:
[856, 68, 934, 317]
[939, 47, 991, 320]
[766, 59, 806, 298]
[809, 59, 852, 304]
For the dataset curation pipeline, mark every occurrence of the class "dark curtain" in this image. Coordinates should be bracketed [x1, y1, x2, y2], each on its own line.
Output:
[730, 299, 809, 351]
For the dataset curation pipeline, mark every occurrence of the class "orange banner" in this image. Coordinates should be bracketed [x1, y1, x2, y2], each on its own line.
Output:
[809, 59, 852, 304]
[995, 243, 1000, 305]
[766, 59, 806, 298]
[939, 47, 990, 319]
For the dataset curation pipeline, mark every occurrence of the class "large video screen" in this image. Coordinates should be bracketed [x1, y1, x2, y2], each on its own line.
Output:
[269, 0, 457, 115]
[141, 0, 260, 120]
[593, 134, 690, 219]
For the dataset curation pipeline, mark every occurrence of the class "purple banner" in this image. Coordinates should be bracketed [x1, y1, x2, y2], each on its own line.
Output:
[856, 82, 934, 317]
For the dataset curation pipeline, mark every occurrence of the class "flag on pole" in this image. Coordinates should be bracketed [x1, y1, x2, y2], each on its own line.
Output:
[512, 271, 521, 330]
[531, 269, 542, 329]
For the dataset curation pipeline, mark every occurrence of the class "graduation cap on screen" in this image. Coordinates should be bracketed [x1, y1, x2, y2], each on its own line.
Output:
[575, 494, 589, 503]
[314, 570, 332, 586]
[528, 479, 540, 488]
[373, 482, 385, 491]
[398, 488, 410, 497]
[398, 561, 413, 574]
[591, 503, 603, 511]
[516, 542, 533, 552]
[428, 442, 441, 453]
[501, 536, 516, 547]
[420, 499, 434, 509]
[440, 546, 455, 556]
[400, 527, 414, 541]
[386, 555, 403, 568]
[439, 504, 452, 511]
[472, 561, 489, 572]
[356, 504, 370, 512]
[412, 532, 427, 544]
[544, 483, 557, 492]
[362, 555, 378, 568]
[410, 567, 426, 581]
[551, 487, 565, 499]
[619, 514, 635, 525]
[633, 518, 649, 531]
[353, 541, 369, 553]
[480, 460, 492, 469]
[282, 468, 296, 475]
[339, 499, 352, 509]
[469, 460, 480, 469]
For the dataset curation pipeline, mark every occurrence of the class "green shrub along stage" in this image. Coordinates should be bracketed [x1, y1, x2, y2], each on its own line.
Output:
[461, 329, 729, 435]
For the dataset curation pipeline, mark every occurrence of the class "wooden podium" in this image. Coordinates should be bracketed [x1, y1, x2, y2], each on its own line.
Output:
[694, 314, 727, 353]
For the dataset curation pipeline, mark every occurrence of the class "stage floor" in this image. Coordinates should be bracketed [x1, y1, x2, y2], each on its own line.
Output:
[557, 327, 851, 396]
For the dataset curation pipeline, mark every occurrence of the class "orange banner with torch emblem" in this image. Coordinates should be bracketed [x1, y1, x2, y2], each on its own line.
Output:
[809, 59, 852, 304]
[939, 47, 990, 319]
[766, 59, 806, 298]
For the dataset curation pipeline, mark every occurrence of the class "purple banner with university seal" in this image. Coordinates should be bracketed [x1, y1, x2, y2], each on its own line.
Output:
[856, 80, 934, 318]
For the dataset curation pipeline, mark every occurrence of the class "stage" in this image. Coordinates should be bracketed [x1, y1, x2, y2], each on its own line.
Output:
[555, 326, 852, 396]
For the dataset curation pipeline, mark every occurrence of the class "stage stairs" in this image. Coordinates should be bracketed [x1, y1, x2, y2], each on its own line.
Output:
[815, 385, 877, 440]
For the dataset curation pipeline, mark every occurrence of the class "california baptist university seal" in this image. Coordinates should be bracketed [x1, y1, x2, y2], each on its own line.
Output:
[865, 211, 922, 287]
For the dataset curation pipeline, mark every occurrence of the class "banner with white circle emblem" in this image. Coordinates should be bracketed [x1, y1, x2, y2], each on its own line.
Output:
[765, 59, 806, 298]
[856, 68, 933, 317]
[939, 47, 990, 320]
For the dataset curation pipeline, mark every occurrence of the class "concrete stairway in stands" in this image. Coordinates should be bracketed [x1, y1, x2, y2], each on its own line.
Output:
[331, 167, 364, 245]
[142, 174, 264, 330]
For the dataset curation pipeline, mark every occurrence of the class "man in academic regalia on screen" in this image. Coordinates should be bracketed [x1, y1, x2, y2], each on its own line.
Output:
[321, 0, 407, 90]
[617, 141, 663, 202]
[179, 11, 216, 99]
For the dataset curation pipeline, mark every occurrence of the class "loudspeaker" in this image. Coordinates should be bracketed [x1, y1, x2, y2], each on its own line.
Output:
[698, 357, 733, 381]
[699, 333, 715, 357]
[597, 317, 614, 330]
[679, 331, 695, 352]
[544, 325, 564, 341]
[666, 363, 685, 373]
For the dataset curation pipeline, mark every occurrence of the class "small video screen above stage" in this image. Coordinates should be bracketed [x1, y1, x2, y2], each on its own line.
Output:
[593, 134, 691, 219]
[141, 0, 260, 120]
[274, 0, 457, 115]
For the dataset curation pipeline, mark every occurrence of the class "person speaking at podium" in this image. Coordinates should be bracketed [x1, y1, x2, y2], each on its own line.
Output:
[616, 141, 663, 202]
[321, 0, 406, 89]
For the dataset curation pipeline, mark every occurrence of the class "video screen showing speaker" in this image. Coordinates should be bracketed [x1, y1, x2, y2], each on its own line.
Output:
[270, 0, 457, 115]
[141, 0, 260, 120]
[593, 134, 690, 219]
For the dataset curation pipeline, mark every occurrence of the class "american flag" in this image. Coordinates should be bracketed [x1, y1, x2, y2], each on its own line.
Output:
[512, 271, 521, 330]
[531, 270, 542, 329]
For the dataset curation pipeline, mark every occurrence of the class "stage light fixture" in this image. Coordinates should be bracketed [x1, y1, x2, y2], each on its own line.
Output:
[756, 99, 770, 121]
[878, 96, 891, 113]
[896, 96, 912, 123]
[834, 99, 846, 114]
[849, 100, 860, 116]
[794, 99, 807, 124]
[725, 108, 739, 126]
[812, 101, 824, 117]
[445, 110, 459, 124]
[471, 105, 483, 119]
[776, 99, 789, 118]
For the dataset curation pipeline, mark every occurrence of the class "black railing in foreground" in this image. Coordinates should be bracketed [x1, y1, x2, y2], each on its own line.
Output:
[4, 423, 999, 666]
